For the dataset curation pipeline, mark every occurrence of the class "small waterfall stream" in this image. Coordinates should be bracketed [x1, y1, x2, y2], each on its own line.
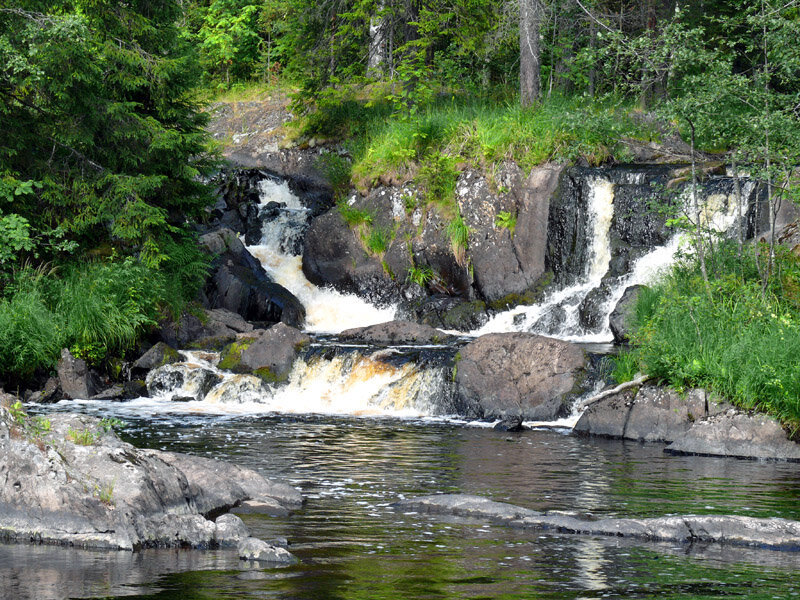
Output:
[246, 179, 396, 333]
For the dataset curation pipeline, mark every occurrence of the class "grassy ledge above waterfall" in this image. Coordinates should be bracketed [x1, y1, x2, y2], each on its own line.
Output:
[613, 241, 800, 430]
[289, 92, 663, 194]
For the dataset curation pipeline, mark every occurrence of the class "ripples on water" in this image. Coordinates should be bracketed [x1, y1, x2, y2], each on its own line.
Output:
[5, 412, 800, 599]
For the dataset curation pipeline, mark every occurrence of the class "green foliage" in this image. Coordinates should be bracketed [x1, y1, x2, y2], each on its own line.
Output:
[495, 211, 517, 235]
[611, 351, 641, 384]
[446, 214, 469, 266]
[337, 202, 373, 228]
[95, 480, 115, 506]
[624, 241, 800, 427]
[365, 227, 390, 256]
[316, 152, 353, 200]
[99, 417, 124, 433]
[407, 264, 435, 287]
[67, 426, 97, 446]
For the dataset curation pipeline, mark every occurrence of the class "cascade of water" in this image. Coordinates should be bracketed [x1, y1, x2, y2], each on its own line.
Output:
[474, 175, 755, 344]
[245, 179, 396, 333]
[475, 177, 615, 341]
[131, 350, 450, 418]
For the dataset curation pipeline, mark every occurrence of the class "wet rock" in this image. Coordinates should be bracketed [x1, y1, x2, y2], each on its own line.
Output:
[455, 333, 587, 421]
[238, 537, 297, 564]
[231, 498, 291, 517]
[218, 323, 310, 384]
[213, 514, 250, 548]
[200, 228, 305, 328]
[57, 349, 101, 400]
[203, 375, 268, 404]
[302, 209, 400, 306]
[0, 409, 301, 551]
[90, 385, 127, 401]
[397, 296, 488, 332]
[132, 342, 181, 374]
[123, 380, 148, 399]
[339, 321, 455, 345]
[27, 377, 62, 404]
[395, 494, 800, 551]
[493, 417, 525, 432]
[609, 285, 646, 343]
[145, 364, 222, 400]
[574, 385, 705, 442]
[665, 411, 800, 462]
[158, 308, 256, 351]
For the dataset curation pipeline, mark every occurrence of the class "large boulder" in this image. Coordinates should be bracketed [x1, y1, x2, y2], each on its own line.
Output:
[218, 323, 310, 383]
[302, 209, 399, 305]
[200, 228, 305, 328]
[460, 164, 559, 302]
[454, 333, 587, 421]
[56, 349, 101, 400]
[609, 285, 646, 343]
[339, 321, 454, 345]
[665, 410, 800, 461]
[574, 385, 706, 442]
[397, 296, 489, 332]
[0, 409, 301, 551]
[157, 308, 255, 350]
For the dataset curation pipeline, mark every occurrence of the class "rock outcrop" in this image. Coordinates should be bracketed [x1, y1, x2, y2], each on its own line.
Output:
[218, 323, 310, 383]
[0, 409, 301, 551]
[395, 494, 800, 551]
[339, 321, 454, 345]
[200, 228, 305, 328]
[575, 384, 800, 461]
[608, 284, 646, 343]
[57, 349, 101, 400]
[454, 333, 587, 421]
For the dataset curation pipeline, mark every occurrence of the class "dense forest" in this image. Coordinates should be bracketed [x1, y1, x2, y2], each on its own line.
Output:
[1, 1, 799, 423]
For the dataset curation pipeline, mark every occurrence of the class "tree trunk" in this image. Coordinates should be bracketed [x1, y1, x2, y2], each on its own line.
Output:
[368, 2, 387, 78]
[520, 0, 543, 107]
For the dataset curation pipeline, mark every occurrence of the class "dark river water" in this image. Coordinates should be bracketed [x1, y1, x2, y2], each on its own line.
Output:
[3, 410, 800, 600]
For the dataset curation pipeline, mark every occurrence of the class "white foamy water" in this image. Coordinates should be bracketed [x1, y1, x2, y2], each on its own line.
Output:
[115, 351, 447, 418]
[475, 177, 616, 342]
[246, 179, 395, 333]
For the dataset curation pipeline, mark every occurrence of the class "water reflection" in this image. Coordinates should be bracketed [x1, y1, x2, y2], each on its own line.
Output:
[5, 413, 800, 599]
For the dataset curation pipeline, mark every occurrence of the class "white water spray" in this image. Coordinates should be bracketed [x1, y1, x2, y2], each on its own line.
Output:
[246, 179, 396, 333]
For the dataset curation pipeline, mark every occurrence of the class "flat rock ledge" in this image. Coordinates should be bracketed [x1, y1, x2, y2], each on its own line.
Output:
[0, 409, 302, 552]
[395, 494, 800, 552]
[574, 385, 800, 461]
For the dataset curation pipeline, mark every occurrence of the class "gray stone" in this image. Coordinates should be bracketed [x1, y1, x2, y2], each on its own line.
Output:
[455, 333, 586, 421]
[609, 284, 646, 343]
[218, 323, 310, 383]
[339, 320, 454, 345]
[396, 494, 800, 551]
[132, 342, 181, 372]
[28, 377, 62, 404]
[574, 385, 706, 442]
[0, 408, 301, 551]
[665, 410, 800, 461]
[214, 514, 249, 548]
[238, 537, 297, 564]
[145, 364, 222, 400]
[57, 349, 100, 400]
[158, 308, 254, 351]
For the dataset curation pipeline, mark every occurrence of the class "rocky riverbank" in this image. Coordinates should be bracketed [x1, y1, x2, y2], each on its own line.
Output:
[0, 403, 299, 563]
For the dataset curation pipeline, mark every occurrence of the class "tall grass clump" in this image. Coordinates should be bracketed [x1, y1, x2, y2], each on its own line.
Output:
[620, 241, 800, 427]
[0, 243, 208, 381]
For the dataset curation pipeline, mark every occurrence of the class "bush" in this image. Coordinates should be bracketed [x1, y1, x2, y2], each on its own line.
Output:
[623, 241, 800, 427]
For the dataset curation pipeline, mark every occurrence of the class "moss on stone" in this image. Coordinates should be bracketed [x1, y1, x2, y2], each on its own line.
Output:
[218, 339, 255, 371]
[253, 366, 286, 384]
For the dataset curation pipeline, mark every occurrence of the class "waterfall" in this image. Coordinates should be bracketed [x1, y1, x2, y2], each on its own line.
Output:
[476, 177, 616, 341]
[123, 350, 452, 418]
[245, 179, 396, 333]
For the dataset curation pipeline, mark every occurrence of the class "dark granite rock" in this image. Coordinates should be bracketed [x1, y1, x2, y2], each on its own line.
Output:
[609, 285, 646, 343]
[218, 323, 310, 383]
[455, 333, 587, 421]
[56, 349, 101, 400]
[339, 321, 454, 345]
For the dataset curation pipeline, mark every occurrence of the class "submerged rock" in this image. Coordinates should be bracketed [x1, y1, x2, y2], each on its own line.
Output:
[0, 409, 301, 551]
[395, 494, 800, 551]
[237, 537, 297, 564]
[454, 333, 587, 421]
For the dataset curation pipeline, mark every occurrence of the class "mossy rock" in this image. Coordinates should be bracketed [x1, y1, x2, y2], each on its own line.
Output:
[218, 338, 256, 372]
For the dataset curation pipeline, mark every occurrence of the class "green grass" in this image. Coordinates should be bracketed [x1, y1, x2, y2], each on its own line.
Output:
[495, 211, 517, 235]
[617, 241, 800, 428]
[0, 243, 208, 382]
[295, 92, 659, 195]
[365, 227, 390, 255]
[407, 264, 435, 287]
[446, 214, 470, 266]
